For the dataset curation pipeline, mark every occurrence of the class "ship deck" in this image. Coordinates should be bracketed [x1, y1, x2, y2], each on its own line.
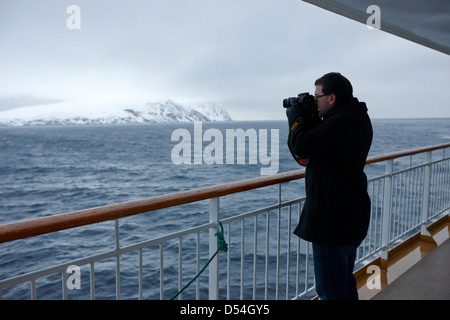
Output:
[356, 215, 450, 300]
[372, 237, 450, 300]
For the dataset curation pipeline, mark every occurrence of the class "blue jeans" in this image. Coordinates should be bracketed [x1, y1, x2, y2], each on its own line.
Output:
[312, 243, 359, 300]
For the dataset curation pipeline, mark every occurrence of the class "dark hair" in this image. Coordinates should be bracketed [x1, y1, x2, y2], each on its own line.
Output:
[315, 72, 353, 104]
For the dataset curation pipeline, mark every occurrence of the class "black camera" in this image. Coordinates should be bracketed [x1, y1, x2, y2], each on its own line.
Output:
[283, 92, 318, 119]
[283, 91, 315, 109]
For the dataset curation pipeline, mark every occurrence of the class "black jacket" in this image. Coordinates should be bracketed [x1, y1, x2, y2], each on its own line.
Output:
[288, 98, 373, 245]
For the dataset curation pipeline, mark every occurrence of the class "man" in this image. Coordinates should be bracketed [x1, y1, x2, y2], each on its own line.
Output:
[286, 72, 373, 300]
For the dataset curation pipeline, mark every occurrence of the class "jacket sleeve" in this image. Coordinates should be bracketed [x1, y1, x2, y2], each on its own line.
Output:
[287, 115, 322, 166]
[288, 112, 350, 162]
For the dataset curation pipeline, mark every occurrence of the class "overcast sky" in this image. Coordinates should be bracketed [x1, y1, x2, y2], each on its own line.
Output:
[0, 0, 449, 120]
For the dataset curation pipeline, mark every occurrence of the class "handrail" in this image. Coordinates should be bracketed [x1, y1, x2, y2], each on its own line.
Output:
[0, 170, 305, 243]
[365, 142, 450, 164]
[0, 142, 449, 244]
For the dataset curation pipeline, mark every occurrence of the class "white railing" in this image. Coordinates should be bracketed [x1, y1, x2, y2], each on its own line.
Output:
[0, 143, 449, 300]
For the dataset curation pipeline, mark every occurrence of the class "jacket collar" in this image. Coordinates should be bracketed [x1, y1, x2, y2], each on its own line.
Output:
[323, 97, 367, 119]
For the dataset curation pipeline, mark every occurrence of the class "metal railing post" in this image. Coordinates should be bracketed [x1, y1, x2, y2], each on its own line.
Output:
[381, 159, 393, 261]
[421, 151, 432, 236]
[115, 219, 120, 300]
[209, 197, 220, 300]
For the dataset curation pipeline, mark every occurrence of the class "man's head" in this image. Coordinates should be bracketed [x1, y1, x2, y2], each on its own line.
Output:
[314, 72, 353, 117]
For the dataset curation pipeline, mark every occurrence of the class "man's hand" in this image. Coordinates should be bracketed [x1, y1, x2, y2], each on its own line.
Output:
[286, 98, 305, 127]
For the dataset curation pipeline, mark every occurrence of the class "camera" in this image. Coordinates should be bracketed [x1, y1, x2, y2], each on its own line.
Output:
[283, 92, 318, 117]
[283, 92, 317, 117]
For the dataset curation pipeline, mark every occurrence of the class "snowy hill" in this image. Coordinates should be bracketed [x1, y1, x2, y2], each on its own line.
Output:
[0, 99, 232, 126]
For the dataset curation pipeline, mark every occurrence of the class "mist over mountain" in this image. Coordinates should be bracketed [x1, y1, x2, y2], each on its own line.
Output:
[0, 99, 232, 126]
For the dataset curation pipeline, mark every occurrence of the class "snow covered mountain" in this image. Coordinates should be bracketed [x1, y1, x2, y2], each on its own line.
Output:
[0, 99, 232, 126]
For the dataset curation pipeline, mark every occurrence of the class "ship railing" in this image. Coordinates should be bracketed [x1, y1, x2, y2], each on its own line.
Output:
[0, 142, 449, 300]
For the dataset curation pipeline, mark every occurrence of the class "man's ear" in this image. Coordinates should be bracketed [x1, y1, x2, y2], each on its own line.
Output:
[329, 93, 337, 105]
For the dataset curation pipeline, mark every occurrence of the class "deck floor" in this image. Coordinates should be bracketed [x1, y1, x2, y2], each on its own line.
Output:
[372, 237, 450, 300]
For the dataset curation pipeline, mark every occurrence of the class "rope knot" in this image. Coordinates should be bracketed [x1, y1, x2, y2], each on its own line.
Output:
[215, 222, 228, 253]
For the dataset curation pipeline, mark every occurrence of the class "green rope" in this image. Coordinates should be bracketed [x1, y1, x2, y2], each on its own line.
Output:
[170, 222, 228, 300]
